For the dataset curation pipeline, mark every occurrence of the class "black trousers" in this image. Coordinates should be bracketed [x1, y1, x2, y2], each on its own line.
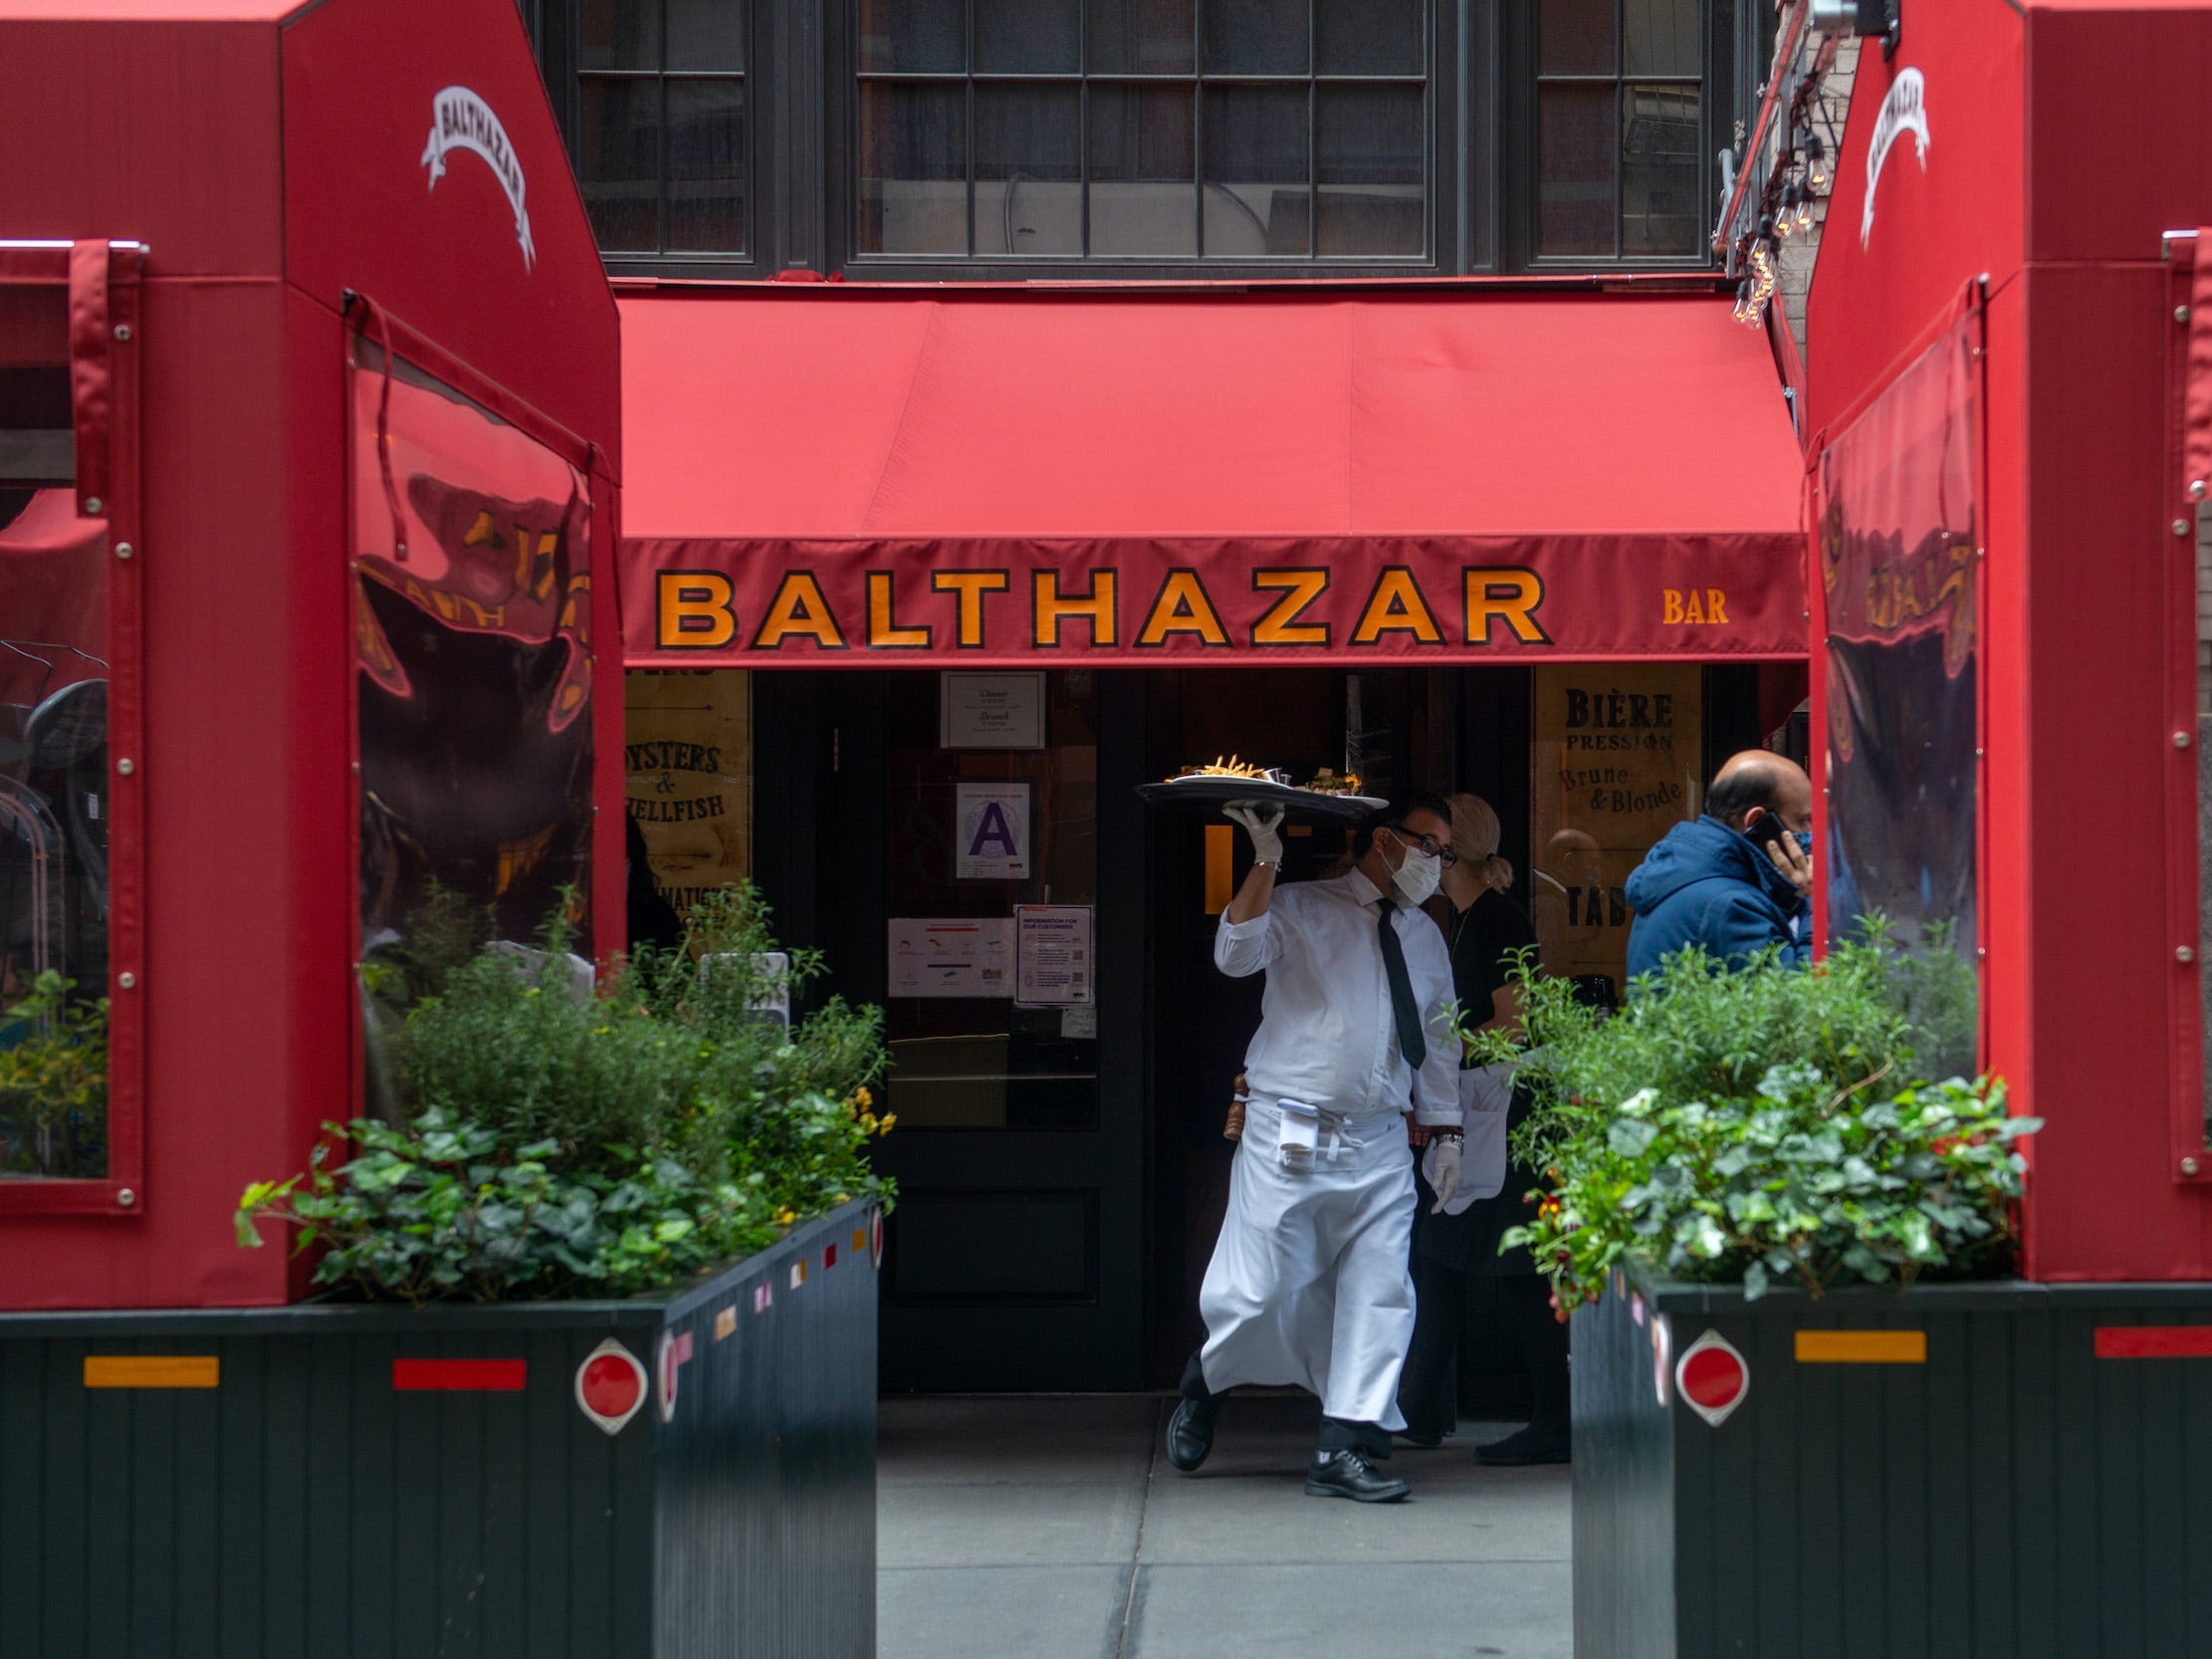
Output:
[1181, 1350, 1392, 1459]
[1398, 1261, 1570, 1441]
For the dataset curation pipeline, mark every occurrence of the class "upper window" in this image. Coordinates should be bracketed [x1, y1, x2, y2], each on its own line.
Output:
[1533, 0, 1703, 260]
[577, 0, 752, 255]
[852, 0, 1431, 262]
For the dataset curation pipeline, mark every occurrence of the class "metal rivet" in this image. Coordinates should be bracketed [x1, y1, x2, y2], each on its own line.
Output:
[2182, 307, 2195, 324]
[113, 324, 131, 342]
[2178, 732, 2193, 749]
[114, 541, 132, 560]
[1976, 947, 1989, 960]
[117, 971, 137, 989]
[116, 1188, 136, 1207]
[394, 541, 408, 560]
[2177, 519, 2194, 538]
[1975, 747, 1986, 758]
[2194, 482, 2209, 502]
[83, 496, 103, 516]
[2186, 1158, 2203, 1177]
[115, 758, 134, 776]
[2181, 947, 2197, 965]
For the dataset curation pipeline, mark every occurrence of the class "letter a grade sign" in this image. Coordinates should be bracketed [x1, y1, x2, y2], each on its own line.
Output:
[956, 784, 1030, 880]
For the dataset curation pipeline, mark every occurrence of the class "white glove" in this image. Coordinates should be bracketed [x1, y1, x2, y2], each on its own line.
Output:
[1223, 803, 1286, 866]
[1428, 1137, 1463, 1214]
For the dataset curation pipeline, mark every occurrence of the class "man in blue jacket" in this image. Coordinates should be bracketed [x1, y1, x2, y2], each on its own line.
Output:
[1624, 751, 1816, 982]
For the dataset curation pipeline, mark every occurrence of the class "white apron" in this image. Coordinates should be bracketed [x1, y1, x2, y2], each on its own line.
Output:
[1196, 1097, 1418, 1429]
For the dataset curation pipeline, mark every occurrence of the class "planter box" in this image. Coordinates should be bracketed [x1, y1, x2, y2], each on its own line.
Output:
[0, 1199, 880, 1659]
[1575, 1273, 2212, 1659]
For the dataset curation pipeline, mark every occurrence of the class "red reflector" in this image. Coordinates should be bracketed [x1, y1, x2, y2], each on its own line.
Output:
[1673, 1328, 1750, 1426]
[581, 1351, 645, 1418]
[1679, 1348, 1744, 1408]
[392, 1359, 527, 1392]
[825, 1243, 838, 1269]
[2095, 1325, 2212, 1358]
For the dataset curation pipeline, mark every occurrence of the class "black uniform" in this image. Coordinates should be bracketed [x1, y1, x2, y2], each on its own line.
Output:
[1398, 887, 1570, 1452]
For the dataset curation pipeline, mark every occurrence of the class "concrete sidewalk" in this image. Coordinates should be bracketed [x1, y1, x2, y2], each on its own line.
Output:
[878, 1394, 1572, 1659]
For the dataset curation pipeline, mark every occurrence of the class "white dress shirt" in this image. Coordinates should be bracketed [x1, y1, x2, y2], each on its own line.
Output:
[1215, 867, 1463, 1125]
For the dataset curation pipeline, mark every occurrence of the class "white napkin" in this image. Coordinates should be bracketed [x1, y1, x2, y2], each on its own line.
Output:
[1424, 1065, 1512, 1215]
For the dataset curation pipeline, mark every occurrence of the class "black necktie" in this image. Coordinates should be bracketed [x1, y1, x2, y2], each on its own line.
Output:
[1376, 897, 1427, 1070]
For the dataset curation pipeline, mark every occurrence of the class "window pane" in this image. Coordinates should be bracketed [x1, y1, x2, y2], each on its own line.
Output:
[975, 84, 1082, 255]
[1624, 0, 1697, 77]
[668, 0, 745, 70]
[580, 0, 658, 70]
[666, 79, 748, 252]
[350, 351, 595, 1100]
[859, 82, 969, 254]
[0, 290, 109, 1180]
[976, 0, 1079, 73]
[856, 0, 964, 72]
[1536, 82, 1614, 257]
[1317, 0, 1420, 76]
[1089, 84, 1197, 255]
[578, 76, 662, 251]
[1088, 0, 1194, 73]
[1316, 85, 1422, 255]
[1204, 0, 1308, 75]
[1621, 82, 1698, 255]
[1538, 0, 1613, 76]
[1203, 85, 1309, 255]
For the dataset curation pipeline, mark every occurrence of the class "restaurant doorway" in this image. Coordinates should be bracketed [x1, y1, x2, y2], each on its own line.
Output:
[714, 662, 1786, 1393]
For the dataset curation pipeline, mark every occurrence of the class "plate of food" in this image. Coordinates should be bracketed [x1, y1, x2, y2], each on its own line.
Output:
[1134, 757, 1390, 824]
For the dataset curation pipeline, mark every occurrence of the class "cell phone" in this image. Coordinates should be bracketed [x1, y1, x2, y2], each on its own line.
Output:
[1744, 811, 1789, 852]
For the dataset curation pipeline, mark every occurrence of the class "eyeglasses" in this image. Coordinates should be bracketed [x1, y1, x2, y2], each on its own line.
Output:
[1388, 827, 1458, 869]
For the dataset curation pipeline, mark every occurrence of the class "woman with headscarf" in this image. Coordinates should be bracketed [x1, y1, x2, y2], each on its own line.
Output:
[1397, 794, 1570, 1465]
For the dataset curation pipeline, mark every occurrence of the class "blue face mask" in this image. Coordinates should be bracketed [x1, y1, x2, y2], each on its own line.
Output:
[1793, 830, 1813, 856]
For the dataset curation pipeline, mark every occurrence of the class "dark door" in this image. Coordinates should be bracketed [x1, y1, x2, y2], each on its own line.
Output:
[811, 669, 1149, 1391]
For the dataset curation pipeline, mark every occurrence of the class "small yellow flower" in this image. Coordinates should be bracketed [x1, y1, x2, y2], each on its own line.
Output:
[877, 1113, 897, 1135]
[773, 1206, 796, 1227]
[853, 1085, 873, 1110]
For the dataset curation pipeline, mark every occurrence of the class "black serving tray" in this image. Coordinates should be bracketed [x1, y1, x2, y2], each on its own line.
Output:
[1134, 777, 1389, 824]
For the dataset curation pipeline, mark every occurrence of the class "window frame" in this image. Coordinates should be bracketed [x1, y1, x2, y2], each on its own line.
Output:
[826, 0, 1459, 280]
[559, 0, 774, 277]
[1502, 0, 1734, 273]
[0, 240, 147, 1217]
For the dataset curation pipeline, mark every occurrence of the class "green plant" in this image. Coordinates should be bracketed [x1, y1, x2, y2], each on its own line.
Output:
[1470, 930, 2037, 1314]
[238, 884, 893, 1302]
[0, 972, 109, 1178]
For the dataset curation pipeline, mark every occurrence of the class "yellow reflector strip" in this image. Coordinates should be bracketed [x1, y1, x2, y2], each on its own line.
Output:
[713, 1307, 738, 1341]
[84, 1355, 220, 1389]
[1795, 1330, 1926, 1364]
[852, 1228, 867, 1255]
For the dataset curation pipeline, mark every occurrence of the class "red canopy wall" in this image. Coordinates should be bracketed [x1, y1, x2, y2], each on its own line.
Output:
[1808, 0, 2212, 1280]
[0, 0, 623, 1308]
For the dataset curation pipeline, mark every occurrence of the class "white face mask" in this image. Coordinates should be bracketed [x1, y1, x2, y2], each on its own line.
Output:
[1388, 838, 1441, 905]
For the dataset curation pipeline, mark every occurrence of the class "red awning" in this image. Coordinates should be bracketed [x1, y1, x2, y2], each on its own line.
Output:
[619, 286, 1806, 666]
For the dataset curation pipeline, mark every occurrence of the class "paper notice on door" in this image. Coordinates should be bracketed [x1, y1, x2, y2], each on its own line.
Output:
[888, 917, 1016, 998]
[1014, 905, 1093, 1006]
[954, 783, 1031, 880]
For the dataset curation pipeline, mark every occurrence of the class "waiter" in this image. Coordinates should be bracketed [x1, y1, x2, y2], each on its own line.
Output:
[1168, 790, 1465, 1503]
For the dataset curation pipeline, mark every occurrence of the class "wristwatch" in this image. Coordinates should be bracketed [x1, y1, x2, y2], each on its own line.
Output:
[1430, 1126, 1464, 1145]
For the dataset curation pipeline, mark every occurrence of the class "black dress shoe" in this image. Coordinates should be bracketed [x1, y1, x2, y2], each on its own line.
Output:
[1394, 1427, 1446, 1450]
[1474, 1426, 1570, 1466]
[1166, 1396, 1217, 1472]
[1304, 1450, 1411, 1503]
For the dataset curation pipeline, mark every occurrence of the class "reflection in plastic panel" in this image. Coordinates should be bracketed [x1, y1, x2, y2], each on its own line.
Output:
[349, 348, 594, 1026]
[1816, 313, 1980, 1076]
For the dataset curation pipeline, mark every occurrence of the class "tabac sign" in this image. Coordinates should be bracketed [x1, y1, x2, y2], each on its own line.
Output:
[620, 537, 1804, 667]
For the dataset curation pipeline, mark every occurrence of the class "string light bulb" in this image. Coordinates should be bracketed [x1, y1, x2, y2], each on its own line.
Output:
[1806, 135, 1829, 191]
[1795, 188, 1815, 233]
